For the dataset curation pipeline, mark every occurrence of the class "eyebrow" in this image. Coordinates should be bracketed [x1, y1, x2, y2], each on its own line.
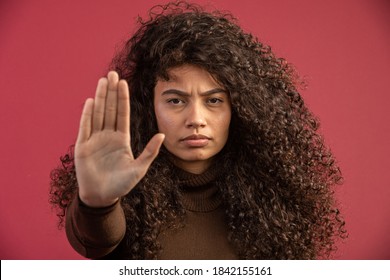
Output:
[161, 88, 227, 97]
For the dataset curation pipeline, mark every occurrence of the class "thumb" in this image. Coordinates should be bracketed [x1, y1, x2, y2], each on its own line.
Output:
[135, 133, 165, 172]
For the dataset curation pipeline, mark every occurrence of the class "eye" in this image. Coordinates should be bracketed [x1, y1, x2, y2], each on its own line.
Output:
[207, 97, 223, 104]
[167, 98, 185, 105]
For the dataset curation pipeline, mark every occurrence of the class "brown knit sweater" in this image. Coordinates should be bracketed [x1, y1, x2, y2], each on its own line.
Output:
[65, 167, 238, 259]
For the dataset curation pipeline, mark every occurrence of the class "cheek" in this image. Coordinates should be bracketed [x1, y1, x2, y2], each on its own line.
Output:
[155, 108, 176, 133]
[215, 111, 231, 133]
[156, 112, 179, 149]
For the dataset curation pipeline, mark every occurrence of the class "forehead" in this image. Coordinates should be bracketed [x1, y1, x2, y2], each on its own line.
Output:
[157, 64, 221, 87]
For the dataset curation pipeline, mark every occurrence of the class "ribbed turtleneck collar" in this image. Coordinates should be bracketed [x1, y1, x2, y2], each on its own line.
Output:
[176, 166, 218, 187]
[175, 166, 222, 213]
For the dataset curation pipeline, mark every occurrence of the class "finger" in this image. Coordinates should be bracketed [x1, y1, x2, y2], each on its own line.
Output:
[135, 133, 165, 174]
[93, 78, 108, 132]
[117, 79, 130, 135]
[104, 71, 119, 130]
[77, 98, 94, 143]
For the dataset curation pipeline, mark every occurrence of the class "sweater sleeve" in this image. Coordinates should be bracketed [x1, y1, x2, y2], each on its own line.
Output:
[65, 194, 126, 259]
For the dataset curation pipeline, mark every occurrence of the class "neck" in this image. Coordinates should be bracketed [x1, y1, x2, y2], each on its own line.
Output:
[173, 158, 213, 174]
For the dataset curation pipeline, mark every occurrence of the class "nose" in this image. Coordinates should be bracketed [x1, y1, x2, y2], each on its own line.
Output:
[185, 103, 207, 129]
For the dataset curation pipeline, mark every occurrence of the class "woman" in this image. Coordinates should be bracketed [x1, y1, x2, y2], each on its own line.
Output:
[50, 1, 346, 259]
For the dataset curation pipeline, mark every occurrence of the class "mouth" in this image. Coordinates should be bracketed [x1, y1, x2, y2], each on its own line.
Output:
[180, 134, 211, 147]
[182, 134, 211, 140]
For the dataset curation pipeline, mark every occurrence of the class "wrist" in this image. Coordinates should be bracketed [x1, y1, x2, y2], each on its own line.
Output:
[78, 191, 119, 208]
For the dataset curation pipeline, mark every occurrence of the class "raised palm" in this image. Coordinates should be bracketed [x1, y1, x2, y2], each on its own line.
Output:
[75, 72, 164, 207]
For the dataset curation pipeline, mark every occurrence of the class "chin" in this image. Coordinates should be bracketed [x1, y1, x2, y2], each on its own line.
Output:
[174, 150, 215, 161]
[179, 154, 211, 162]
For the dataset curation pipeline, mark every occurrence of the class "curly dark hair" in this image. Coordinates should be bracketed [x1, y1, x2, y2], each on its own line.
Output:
[50, 1, 346, 259]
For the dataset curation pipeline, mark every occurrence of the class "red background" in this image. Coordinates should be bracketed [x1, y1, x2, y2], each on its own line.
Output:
[0, 0, 389, 259]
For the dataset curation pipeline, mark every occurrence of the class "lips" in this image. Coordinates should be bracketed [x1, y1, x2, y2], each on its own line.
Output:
[181, 134, 211, 147]
[182, 134, 210, 141]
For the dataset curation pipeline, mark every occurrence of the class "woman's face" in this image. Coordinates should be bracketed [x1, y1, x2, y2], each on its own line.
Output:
[154, 64, 231, 174]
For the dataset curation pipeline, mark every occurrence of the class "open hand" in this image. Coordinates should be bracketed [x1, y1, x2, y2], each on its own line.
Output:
[75, 71, 164, 207]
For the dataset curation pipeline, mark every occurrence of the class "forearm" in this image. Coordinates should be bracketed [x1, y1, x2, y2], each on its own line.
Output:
[65, 193, 126, 259]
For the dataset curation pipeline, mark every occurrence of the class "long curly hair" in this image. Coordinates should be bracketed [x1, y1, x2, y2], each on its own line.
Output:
[50, 1, 346, 259]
